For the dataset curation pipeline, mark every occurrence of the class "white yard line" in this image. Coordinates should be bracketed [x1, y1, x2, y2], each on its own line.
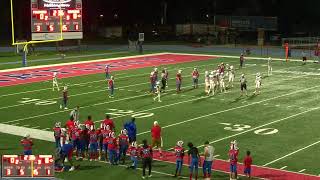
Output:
[30, 126, 40, 129]
[280, 166, 287, 170]
[263, 140, 320, 166]
[298, 169, 306, 173]
[137, 84, 320, 136]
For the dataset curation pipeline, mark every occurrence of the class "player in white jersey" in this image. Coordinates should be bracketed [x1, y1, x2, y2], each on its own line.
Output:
[267, 57, 272, 76]
[153, 81, 161, 102]
[203, 141, 215, 179]
[52, 72, 60, 91]
[204, 71, 210, 93]
[254, 73, 262, 95]
[220, 73, 226, 93]
[228, 65, 235, 88]
[207, 71, 217, 96]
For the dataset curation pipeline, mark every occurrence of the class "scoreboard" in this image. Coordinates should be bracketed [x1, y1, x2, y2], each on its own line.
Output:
[1, 155, 54, 178]
[31, 0, 83, 40]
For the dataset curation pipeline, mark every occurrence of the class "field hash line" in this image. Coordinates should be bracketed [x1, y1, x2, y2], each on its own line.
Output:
[263, 140, 320, 166]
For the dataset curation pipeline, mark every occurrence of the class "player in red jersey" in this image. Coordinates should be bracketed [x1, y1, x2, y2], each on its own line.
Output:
[21, 134, 33, 155]
[75, 125, 86, 160]
[107, 131, 118, 165]
[228, 140, 239, 180]
[96, 125, 103, 160]
[53, 122, 62, 148]
[88, 126, 99, 161]
[118, 129, 129, 164]
[128, 141, 139, 169]
[176, 70, 182, 93]
[174, 140, 185, 177]
[60, 86, 68, 110]
[65, 116, 76, 140]
[101, 125, 112, 161]
[192, 68, 200, 89]
[102, 114, 115, 131]
[84, 115, 94, 156]
[151, 121, 163, 158]
[244, 150, 253, 178]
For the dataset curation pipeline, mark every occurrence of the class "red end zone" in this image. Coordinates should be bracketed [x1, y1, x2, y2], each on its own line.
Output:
[0, 53, 214, 87]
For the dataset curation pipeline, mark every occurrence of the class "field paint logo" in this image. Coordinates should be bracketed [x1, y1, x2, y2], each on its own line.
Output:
[19, 98, 57, 106]
[106, 108, 154, 118]
[219, 122, 279, 135]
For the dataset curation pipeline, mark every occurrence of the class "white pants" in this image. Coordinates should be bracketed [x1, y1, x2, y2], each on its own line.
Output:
[53, 81, 60, 91]
[208, 82, 217, 95]
[229, 74, 235, 83]
[268, 65, 272, 75]
[256, 82, 261, 89]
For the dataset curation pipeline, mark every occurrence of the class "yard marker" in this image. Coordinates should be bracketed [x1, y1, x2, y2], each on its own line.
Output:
[263, 140, 320, 166]
[197, 107, 320, 149]
[280, 166, 287, 170]
[298, 169, 306, 173]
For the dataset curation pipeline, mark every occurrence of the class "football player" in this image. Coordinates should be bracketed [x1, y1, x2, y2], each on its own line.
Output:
[254, 73, 262, 95]
[52, 72, 60, 91]
[107, 131, 118, 165]
[267, 57, 272, 76]
[105, 64, 110, 79]
[220, 73, 226, 93]
[118, 129, 129, 164]
[108, 76, 115, 98]
[240, 74, 248, 96]
[53, 122, 62, 148]
[60, 86, 68, 110]
[101, 125, 112, 161]
[204, 71, 210, 93]
[128, 141, 139, 169]
[207, 71, 217, 96]
[192, 68, 200, 89]
[229, 140, 239, 180]
[88, 126, 99, 161]
[21, 134, 33, 155]
[174, 140, 185, 177]
[153, 81, 161, 102]
[176, 70, 182, 93]
[228, 65, 235, 88]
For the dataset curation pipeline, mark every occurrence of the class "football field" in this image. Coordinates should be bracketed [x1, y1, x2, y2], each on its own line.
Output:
[0, 51, 319, 180]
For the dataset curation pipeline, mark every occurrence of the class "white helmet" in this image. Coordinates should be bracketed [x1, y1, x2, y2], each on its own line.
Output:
[194, 68, 197, 71]
[153, 121, 158, 126]
[156, 81, 160, 85]
[24, 134, 30, 138]
[230, 65, 234, 69]
[150, 71, 154, 76]
[104, 124, 110, 130]
[109, 131, 115, 138]
[154, 67, 158, 72]
[53, 72, 57, 77]
[177, 140, 184, 147]
[210, 71, 214, 75]
[256, 72, 260, 76]
[178, 69, 182, 74]
[121, 129, 128, 135]
[131, 141, 137, 147]
[268, 57, 272, 60]
[205, 71, 209, 75]
[241, 74, 245, 77]
[63, 86, 68, 91]
[55, 122, 61, 128]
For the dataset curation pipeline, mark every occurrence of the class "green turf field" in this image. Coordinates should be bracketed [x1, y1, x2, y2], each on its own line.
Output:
[0, 51, 319, 180]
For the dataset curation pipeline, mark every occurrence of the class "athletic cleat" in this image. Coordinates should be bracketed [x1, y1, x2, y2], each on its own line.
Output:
[69, 166, 75, 171]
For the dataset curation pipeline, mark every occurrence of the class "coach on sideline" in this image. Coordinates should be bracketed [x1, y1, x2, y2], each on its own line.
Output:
[151, 121, 163, 158]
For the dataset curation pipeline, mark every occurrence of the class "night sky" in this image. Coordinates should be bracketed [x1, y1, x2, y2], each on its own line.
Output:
[1, 0, 320, 41]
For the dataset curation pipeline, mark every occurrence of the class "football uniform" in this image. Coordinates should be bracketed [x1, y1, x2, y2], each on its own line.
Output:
[128, 146, 139, 169]
[268, 58, 273, 76]
[174, 146, 184, 176]
[88, 130, 99, 160]
[229, 67, 235, 86]
[176, 73, 182, 92]
[220, 74, 226, 93]
[229, 149, 239, 173]
[192, 70, 199, 88]
[107, 136, 118, 165]
[52, 73, 60, 91]
[108, 78, 114, 97]
[21, 139, 33, 155]
[153, 85, 161, 102]
[53, 127, 61, 148]
[204, 72, 210, 93]
[203, 145, 215, 178]
[118, 134, 129, 163]
[208, 73, 217, 95]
